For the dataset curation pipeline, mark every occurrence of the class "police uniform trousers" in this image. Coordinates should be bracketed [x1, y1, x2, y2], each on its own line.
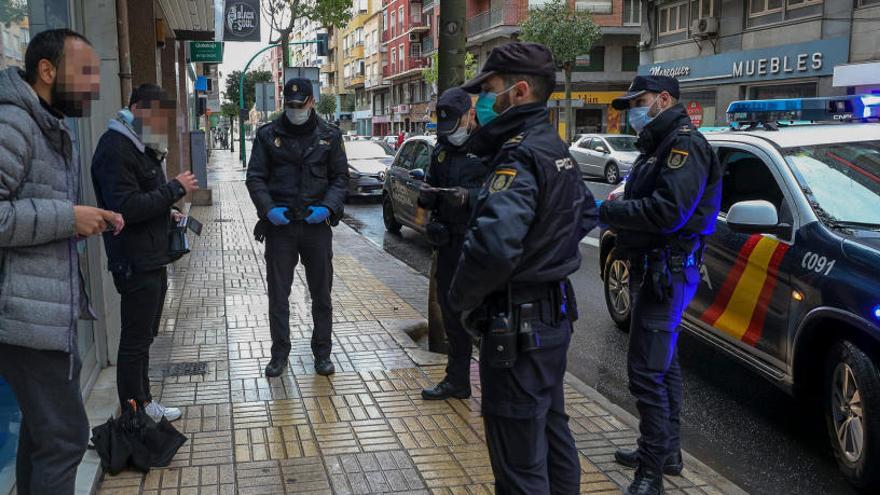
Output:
[480, 319, 580, 494]
[265, 221, 334, 361]
[627, 259, 700, 473]
[436, 234, 473, 388]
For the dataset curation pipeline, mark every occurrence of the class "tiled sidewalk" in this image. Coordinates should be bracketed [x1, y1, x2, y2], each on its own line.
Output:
[95, 168, 743, 494]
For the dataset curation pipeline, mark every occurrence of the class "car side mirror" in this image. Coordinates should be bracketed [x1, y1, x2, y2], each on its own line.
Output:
[727, 200, 790, 236]
[596, 146, 609, 154]
[409, 168, 425, 180]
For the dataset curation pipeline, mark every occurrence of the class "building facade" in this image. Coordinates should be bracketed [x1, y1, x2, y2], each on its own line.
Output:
[638, 0, 880, 127]
[365, 0, 391, 136]
[383, 0, 432, 133]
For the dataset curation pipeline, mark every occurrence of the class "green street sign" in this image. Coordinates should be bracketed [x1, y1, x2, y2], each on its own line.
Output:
[189, 42, 224, 63]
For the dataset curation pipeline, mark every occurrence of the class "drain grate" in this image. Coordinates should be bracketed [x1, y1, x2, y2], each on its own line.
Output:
[166, 361, 208, 376]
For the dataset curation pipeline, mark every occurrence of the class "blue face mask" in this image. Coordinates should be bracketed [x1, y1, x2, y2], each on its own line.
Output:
[475, 91, 499, 126]
[629, 106, 653, 133]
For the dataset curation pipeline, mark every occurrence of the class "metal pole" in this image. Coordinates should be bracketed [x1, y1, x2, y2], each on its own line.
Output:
[115, 0, 132, 105]
[239, 41, 320, 166]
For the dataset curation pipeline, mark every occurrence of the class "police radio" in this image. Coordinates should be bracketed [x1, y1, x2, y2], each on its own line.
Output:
[484, 284, 518, 368]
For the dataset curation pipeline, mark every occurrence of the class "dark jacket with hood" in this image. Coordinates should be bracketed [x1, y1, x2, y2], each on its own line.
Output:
[91, 118, 186, 274]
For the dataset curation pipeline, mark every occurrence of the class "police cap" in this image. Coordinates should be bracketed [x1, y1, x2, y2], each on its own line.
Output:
[611, 75, 680, 110]
[461, 42, 556, 94]
[436, 87, 473, 135]
[284, 78, 313, 105]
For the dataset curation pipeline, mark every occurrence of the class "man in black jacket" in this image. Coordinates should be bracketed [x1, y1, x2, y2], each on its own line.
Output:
[246, 78, 349, 378]
[419, 88, 489, 400]
[92, 84, 199, 421]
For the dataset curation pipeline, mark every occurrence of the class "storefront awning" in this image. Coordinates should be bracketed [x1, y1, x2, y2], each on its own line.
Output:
[157, 0, 215, 40]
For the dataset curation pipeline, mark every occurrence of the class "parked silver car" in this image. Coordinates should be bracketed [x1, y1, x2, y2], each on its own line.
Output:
[344, 140, 394, 199]
[569, 134, 639, 184]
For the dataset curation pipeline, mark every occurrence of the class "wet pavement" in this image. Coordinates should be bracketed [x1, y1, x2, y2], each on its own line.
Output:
[342, 178, 859, 495]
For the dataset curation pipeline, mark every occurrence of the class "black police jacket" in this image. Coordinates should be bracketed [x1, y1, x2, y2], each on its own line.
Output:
[448, 103, 598, 312]
[91, 127, 186, 274]
[600, 104, 722, 254]
[245, 111, 349, 221]
[425, 136, 491, 233]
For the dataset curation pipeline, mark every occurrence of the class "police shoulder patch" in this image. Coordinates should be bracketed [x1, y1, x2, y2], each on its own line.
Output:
[667, 148, 689, 169]
[437, 150, 446, 163]
[273, 136, 282, 148]
[488, 168, 517, 193]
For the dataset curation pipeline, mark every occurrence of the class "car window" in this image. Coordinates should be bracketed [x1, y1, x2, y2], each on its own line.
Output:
[784, 140, 880, 228]
[412, 143, 431, 171]
[344, 141, 392, 159]
[578, 138, 591, 149]
[395, 142, 416, 169]
[590, 138, 604, 151]
[718, 148, 791, 223]
[605, 136, 639, 152]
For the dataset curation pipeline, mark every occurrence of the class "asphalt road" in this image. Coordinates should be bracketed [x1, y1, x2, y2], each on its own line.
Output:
[342, 179, 859, 495]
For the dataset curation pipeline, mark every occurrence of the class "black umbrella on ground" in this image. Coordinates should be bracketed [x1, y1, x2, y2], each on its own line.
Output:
[91, 400, 187, 475]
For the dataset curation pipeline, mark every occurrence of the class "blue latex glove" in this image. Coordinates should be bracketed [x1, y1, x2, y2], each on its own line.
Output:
[305, 206, 331, 224]
[595, 199, 608, 229]
[267, 207, 290, 226]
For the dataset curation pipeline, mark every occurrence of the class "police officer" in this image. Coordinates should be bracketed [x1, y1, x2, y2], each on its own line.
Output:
[600, 76, 722, 495]
[246, 78, 349, 378]
[448, 42, 598, 493]
[419, 88, 489, 400]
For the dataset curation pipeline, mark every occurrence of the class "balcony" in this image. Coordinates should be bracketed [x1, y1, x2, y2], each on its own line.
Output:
[365, 75, 389, 89]
[345, 74, 366, 89]
[320, 63, 336, 74]
[384, 57, 428, 80]
[422, 36, 435, 54]
[467, 1, 527, 42]
[348, 44, 365, 60]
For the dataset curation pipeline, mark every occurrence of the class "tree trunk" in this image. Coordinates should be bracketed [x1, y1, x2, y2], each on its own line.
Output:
[564, 64, 573, 144]
[281, 30, 291, 69]
[438, 0, 467, 93]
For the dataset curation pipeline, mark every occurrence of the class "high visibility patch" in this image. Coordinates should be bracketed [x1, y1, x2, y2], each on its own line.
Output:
[667, 148, 689, 169]
[438, 150, 447, 163]
[489, 169, 517, 193]
[273, 137, 282, 148]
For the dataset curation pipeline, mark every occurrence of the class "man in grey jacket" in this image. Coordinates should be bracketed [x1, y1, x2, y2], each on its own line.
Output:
[0, 29, 123, 494]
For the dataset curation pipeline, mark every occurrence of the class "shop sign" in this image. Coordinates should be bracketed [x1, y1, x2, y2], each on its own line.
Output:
[223, 0, 260, 42]
[189, 42, 224, 63]
[639, 38, 848, 86]
[548, 91, 625, 105]
[686, 101, 703, 127]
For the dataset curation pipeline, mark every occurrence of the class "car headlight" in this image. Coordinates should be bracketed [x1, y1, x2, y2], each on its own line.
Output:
[348, 167, 362, 179]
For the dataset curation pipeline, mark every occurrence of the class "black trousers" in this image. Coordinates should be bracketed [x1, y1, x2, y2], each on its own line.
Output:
[435, 235, 473, 388]
[480, 319, 580, 494]
[627, 262, 699, 472]
[0, 344, 89, 495]
[113, 267, 167, 407]
[265, 222, 333, 360]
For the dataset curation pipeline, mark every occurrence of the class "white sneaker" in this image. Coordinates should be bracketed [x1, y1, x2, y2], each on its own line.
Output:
[144, 401, 182, 422]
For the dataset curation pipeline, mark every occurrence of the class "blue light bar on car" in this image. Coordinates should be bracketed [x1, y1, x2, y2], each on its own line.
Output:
[726, 95, 880, 124]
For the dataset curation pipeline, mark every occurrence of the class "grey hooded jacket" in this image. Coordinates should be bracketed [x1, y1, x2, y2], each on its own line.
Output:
[0, 67, 86, 353]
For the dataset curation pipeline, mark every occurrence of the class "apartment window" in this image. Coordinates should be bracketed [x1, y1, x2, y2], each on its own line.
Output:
[690, 0, 714, 19]
[575, 0, 612, 14]
[622, 46, 639, 71]
[355, 28, 363, 45]
[787, 0, 823, 8]
[623, 0, 641, 25]
[390, 12, 396, 35]
[383, 12, 387, 31]
[748, 0, 782, 17]
[399, 45, 405, 67]
[579, 46, 605, 71]
[358, 0, 368, 11]
[658, 2, 688, 35]
[392, 49, 397, 68]
[358, 60, 365, 75]
[398, 7, 404, 28]
[411, 42, 421, 58]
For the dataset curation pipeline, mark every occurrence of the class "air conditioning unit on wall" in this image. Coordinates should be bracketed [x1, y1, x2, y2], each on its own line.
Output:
[692, 17, 719, 38]
[408, 33, 420, 42]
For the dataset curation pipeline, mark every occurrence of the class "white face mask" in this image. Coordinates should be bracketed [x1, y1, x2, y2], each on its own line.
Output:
[447, 127, 469, 146]
[286, 107, 311, 126]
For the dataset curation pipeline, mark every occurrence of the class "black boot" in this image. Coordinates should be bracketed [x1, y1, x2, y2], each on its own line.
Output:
[421, 381, 471, 400]
[315, 358, 335, 376]
[615, 448, 683, 476]
[265, 357, 287, 378]
[626, 467, 664, 495]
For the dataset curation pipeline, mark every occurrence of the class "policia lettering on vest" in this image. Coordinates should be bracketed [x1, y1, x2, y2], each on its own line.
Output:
[448, 42, 599, 494]
[600, 75, 723, 495]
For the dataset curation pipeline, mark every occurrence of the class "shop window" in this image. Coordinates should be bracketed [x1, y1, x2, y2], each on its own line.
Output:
[575, 0, 613, 14]
[658, 2, 688, 35]
[748, 0, 783, 17]
[622, 46, 639, 72]
[749, 82, 816, 100]
[623, 0, 642, 25]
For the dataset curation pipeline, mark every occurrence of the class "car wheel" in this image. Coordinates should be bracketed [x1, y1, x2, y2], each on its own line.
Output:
[824, 340, 880, 491]
[604, 162, 620, 184]
[603, 248, 631, 331]
[383, 195, 402, 234]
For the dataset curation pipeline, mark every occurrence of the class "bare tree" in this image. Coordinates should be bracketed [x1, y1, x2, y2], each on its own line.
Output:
[262, 0, 352, 69]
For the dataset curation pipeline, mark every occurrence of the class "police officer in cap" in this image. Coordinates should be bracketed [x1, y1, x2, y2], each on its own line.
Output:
[449, 42, 598, 493]
[600, 75, 722, 495]
[246, 78, 349, 378]
[419, 87, 489, 401]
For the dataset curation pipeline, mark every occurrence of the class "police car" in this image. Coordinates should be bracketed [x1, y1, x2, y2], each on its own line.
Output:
[382, 135, 437, 234]
[599, 96, 880, 490]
